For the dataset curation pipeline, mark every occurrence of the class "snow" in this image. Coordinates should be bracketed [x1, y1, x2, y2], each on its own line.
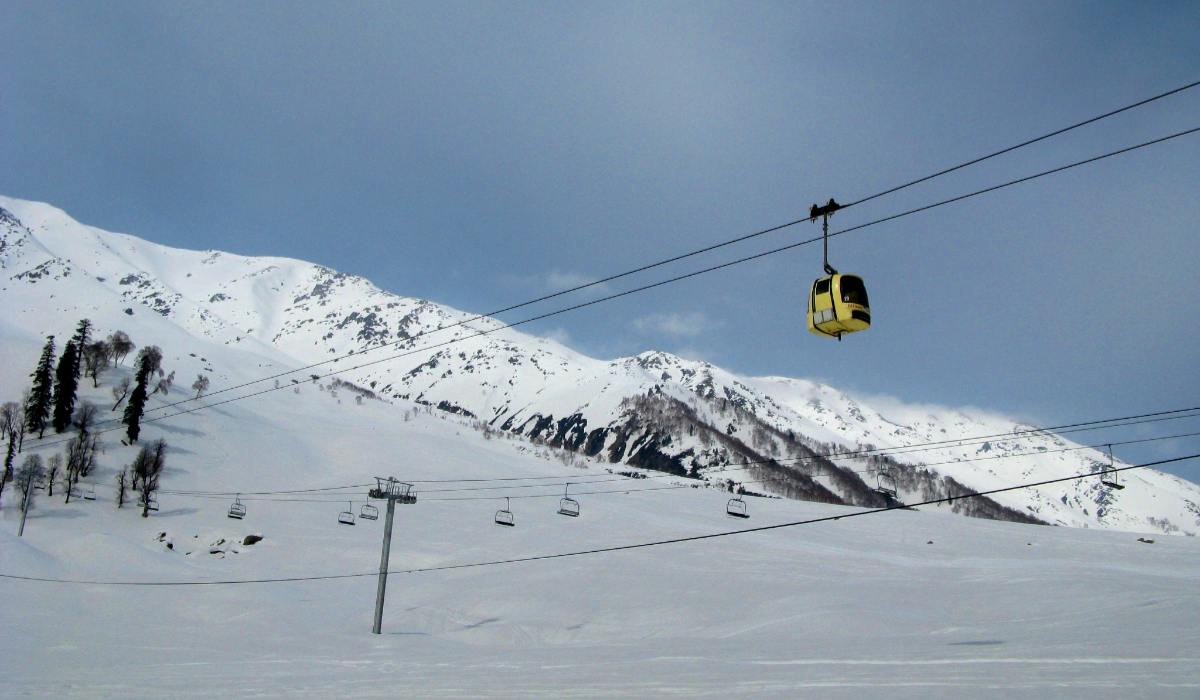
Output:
[2, 195, 1200, 696]
[3, 374, 1199, 698]
[6, 193, 1198, 534]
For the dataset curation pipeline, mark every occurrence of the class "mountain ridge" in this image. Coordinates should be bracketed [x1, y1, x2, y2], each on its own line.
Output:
[3, 194, 1199, 535]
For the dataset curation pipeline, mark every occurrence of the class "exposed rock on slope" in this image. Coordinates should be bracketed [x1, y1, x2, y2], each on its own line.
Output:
[2, 194, 1197, 534]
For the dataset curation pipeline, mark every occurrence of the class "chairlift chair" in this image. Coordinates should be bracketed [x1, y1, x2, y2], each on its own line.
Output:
[359, 503, 379, 521]
[727, 495, 749, 519]
[227, 494, 247, 519]
[338, 502, 356, 526]
[874, 470, 898, 499]
[495, 497, 515, 527]
[148, 497, 159, 512]
[369, 477, 416, 504]
[69, 485, 82, 500]
[557, 483, 580, 518]
[84, 484, 97, 501]
[1100, 444, 1126, 490]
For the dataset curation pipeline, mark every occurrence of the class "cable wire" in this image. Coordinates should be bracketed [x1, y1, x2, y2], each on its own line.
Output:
[84, 428, 1200, 504]
[4, 454, 1194, 586]
[54, 81, 1200, 433]
[842, 79, 1200, 208]
[22, 124, 1200, 455]
[67, 406, 1200, 499]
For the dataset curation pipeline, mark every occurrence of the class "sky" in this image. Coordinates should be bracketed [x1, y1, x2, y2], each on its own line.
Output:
[2, 1, 1199, 477]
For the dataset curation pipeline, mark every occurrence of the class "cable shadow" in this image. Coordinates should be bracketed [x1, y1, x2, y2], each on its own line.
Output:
[153, 508, 201, 517]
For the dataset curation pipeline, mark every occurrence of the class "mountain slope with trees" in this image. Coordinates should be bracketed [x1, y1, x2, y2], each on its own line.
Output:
[2, 194, 1199, 535]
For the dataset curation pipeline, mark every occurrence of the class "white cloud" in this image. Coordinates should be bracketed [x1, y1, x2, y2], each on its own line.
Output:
[671, 346, 716, 363]
[631, 312, 719, 338]
[539, 327, 573, 345]
[499, 270, 610, 294]
[545, 271, 608, 293]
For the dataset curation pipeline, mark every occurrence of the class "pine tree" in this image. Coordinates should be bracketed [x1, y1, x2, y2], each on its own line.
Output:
[70, 319, 92, 379]
[52, 341, 80, 433]
[28, 336, 56, 438]
[123, 352, 155, 443]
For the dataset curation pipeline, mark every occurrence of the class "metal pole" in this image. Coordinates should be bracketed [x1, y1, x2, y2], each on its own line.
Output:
[823, 214, 828, 271]
[372, 497, 397, 634]
[822, 214, 837, 276]
[18, 480, 31, 537]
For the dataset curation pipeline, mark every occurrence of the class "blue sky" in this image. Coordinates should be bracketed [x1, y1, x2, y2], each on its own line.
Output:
[3, 1, 1199, 478]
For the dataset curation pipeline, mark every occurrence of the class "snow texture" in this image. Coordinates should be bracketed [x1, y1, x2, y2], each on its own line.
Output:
[2, 195, 1199, 697]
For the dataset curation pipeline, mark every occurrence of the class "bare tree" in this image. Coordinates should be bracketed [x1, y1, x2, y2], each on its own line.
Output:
[82, 340, 112, 387]
[134, 346, 163, 377]
[15, 454, 46, 529]
[64, 433, 100, 502]
[74, 402, 99, 435]
[115, 468, 128, 508]
[45, 454, 61, 497]
[0, 402, 18, 504]
[152, 370, 175, 397]
[132, 439, 167, 517]
[16, 454, 45, 495]
[111, 377, 131, 411]
[17, 389, 31, 452]
[191, 374, 210, 398]
[72, 404, 101, 477]
[107, 331, 135, 365]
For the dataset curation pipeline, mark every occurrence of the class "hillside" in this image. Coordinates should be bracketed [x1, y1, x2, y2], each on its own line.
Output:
[3, 195, 1200, 698]
[3, 195, 1198, 535]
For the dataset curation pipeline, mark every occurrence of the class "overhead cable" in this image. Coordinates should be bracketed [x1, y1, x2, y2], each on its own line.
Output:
[70, 406, 1200, 498]
[62, 81, 1200, 430]
[5, 453, 1195, 586]
[21, 125, 1200, 455]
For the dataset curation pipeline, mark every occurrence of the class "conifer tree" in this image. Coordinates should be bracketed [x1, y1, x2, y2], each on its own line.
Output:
[123, 350, 156, 443]
[27, 336, 56, 438]
[52, 341, 80, 433]
[70, 319, 92, 379]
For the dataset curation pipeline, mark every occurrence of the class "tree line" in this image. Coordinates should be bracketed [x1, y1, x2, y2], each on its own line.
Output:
[1, 319, 205, 520]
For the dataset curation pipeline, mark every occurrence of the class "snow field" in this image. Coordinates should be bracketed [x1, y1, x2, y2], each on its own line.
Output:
[3, 194, 1200, 697]
[3, 373, 1199, 698]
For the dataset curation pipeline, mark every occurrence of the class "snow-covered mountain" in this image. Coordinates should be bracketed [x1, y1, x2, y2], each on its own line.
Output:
[3, 194, 1199, 535]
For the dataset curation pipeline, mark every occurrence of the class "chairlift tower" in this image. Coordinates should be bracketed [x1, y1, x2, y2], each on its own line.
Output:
[369, 477, 417, 635]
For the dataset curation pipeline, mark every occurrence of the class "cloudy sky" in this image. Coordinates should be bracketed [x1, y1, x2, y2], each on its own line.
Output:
[3, 1, 1199, 477]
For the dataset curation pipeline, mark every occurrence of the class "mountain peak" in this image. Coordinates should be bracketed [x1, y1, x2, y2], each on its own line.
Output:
[4, 193, 1199, 536]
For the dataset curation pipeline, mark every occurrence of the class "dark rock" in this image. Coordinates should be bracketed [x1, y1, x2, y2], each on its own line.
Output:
[243, 535, 264, 545]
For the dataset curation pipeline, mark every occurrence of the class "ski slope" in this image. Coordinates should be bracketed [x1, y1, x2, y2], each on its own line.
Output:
[2, 194, 1200, 697]
[2, 369, 1199, 698]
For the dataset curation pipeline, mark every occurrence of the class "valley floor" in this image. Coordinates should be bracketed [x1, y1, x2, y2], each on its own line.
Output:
[2, 373, 1198, 699]
[4, 484, 1198, 697]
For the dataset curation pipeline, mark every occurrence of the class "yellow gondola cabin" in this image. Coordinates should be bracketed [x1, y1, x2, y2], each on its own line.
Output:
[807, 273, 870, 339]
